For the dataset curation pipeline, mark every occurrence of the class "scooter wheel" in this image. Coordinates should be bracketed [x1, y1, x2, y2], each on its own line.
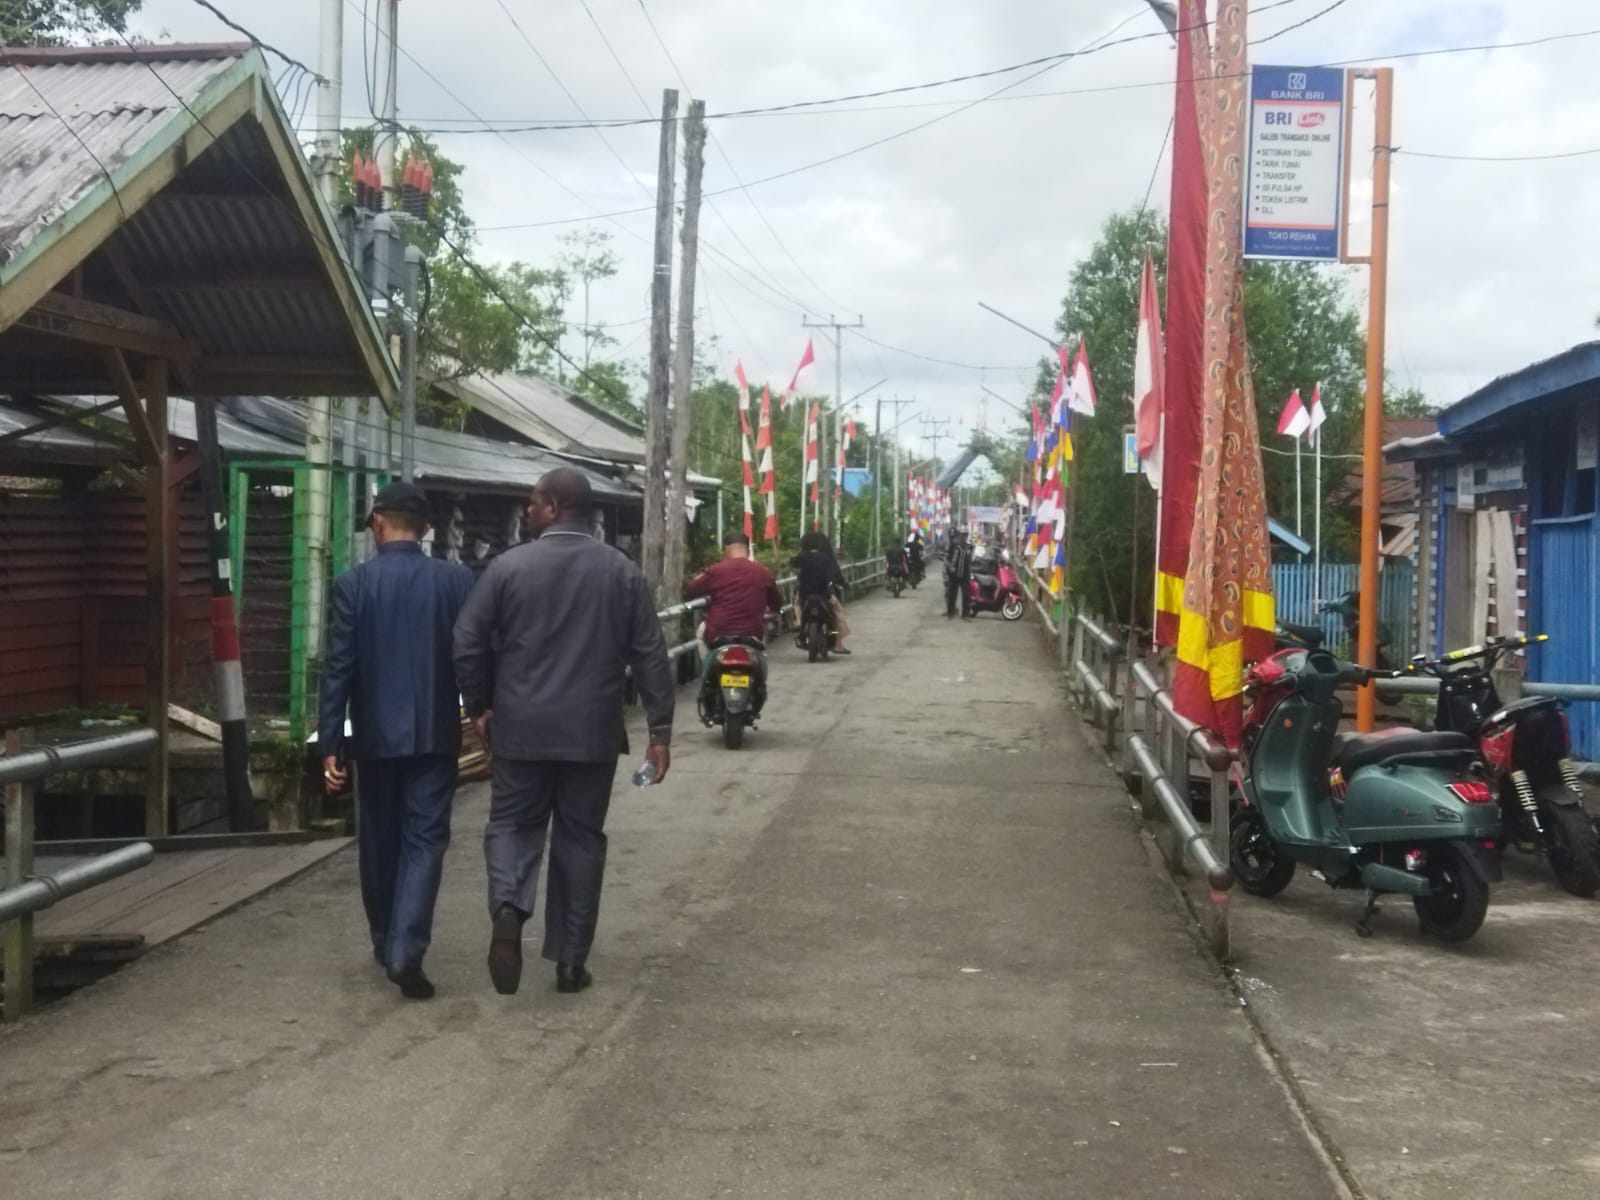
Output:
[723, 720, 744, 751]
[1229, 809, 1296, 897]
[1412, 843, 1489, 942]
[1001, 596, 1026, 621]
[1541, 790, 1600, 897]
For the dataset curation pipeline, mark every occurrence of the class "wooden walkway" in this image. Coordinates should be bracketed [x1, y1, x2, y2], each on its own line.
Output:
[29, 838, 351, 953]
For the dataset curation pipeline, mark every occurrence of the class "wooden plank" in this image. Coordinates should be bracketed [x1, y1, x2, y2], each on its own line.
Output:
[1491, 509, 1519, 639]
[33, 849, 240, 936]
[1471, 509, 1493, 641]
[167, 703, 222, 741]
[135, 840, 350, 948]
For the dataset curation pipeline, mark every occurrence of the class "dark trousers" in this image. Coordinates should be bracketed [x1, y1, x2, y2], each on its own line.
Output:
[484, 757, 618, 966]
[357, 754, 456, 970]
[945, 575, 965, 616]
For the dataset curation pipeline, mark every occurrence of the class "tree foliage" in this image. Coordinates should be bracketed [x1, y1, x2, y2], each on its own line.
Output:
[1037, 207, 1406, 622]
[0, 0, 139, 44]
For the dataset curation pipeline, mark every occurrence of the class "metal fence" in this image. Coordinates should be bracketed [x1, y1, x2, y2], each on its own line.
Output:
[1271, 560, 1415, 662]
[1, 728, 158, 1021]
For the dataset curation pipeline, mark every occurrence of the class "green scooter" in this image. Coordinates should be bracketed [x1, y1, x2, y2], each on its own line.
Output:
[1230, 648, 1503, 942]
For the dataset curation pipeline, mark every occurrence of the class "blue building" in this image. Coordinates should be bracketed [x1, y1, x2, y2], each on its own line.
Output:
[1387, 342, 1600, 756]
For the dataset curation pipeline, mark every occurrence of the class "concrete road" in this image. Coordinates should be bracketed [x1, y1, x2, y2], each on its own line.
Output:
[0, 589, 1341, 1199]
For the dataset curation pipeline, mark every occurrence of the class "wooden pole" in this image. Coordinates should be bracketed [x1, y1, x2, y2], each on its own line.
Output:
[143, 358, 171, 836]
[663, 98, 705, 603]
[3, 728, 35, 1021]
[1355, 68, 1394, 732]
[643, 88, 679, 601]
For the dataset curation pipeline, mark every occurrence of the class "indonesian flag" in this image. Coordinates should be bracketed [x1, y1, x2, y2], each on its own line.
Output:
[1170, 0, 1275, 748]
[756, 387, 774, 493]
[1308, 381, 1327, 438]
[1276, 388, 1310, 438]
[738, 405, 754, 539]
[804, 402, 820, 502]
[1133, 253, 1164, 489]
[734, 360, 751, 411]
[1067, 338, 1097, 417]
[787, 338, 815, 397]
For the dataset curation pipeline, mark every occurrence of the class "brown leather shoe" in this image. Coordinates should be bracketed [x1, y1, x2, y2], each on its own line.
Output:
[487, 908, 524, 995]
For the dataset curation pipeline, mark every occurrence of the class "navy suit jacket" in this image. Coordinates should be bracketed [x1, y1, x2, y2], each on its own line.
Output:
[318, 541, 476, 761]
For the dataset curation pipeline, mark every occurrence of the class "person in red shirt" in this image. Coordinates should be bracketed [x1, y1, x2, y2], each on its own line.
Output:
[686, 530, 784, 662]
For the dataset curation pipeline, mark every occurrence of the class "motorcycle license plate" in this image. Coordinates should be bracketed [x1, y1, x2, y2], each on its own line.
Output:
[721, 674, 751, 688]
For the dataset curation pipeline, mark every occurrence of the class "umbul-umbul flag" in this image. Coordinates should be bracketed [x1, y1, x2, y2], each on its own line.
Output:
[1277, 388, 1310, 438]
[1067, 338, 1097, 417]
[786, 338, 815, 397]
[1308, 382, 1327, 436]
[1132, 253, 1164, 489]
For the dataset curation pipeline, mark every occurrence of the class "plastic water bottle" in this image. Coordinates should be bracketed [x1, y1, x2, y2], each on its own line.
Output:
[631, 760, 658, 788]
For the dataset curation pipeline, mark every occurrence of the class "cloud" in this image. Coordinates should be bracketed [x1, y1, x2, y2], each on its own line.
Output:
[132, 0, 1600, 452]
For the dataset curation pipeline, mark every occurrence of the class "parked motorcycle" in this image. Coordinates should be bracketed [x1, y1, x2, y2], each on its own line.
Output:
[964, 548, 1026, 621]
[698, 638, 766, 750]
[794, 592, 834, 663]
[1409, 634, 1599, 896]
[1231, 647, 1502, 942]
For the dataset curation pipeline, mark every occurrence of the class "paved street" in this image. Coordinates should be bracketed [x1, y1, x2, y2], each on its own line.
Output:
[1, 590, 1340, 1199]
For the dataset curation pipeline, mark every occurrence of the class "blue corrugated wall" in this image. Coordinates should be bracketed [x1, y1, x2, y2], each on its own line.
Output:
[1271, 560, 1415, 662]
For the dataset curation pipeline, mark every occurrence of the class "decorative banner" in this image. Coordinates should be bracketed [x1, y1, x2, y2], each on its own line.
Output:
[804, 402, 820, 507]
[734, 359, 751, 410]
[1173, 0, 1276, 747]
[1067, 338, 1097, 417]
[1277, 387, 1309, 438]
[1244, 65, 1346, 261]
[1155, 0, 1211, 649]
[1132, 254, 1164, 490]
[787, 338, 816, 398]
[738, 404, 754, 539]
[757, 387, 778, 540]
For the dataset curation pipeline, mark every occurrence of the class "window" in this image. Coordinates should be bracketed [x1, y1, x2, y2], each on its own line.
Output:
[1536, 404, 1598, 519]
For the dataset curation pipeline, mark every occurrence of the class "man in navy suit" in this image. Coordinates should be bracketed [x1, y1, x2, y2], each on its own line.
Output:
[319, 482, 475, 999]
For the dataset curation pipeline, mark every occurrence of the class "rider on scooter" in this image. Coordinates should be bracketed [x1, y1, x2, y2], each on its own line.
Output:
[906, 530, 925, 581]
[686, 530, 783, 681]
[791, 532, 849, 654]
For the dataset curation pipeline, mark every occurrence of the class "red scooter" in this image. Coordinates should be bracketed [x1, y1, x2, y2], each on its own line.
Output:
[964, 548, 1026, 621]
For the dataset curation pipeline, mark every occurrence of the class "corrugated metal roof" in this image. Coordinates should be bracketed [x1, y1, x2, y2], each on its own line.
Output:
[444, 371, 647, 462]
[1439, 341, 1600, 437]
[0, 397, 125, 460]
[34, 393, 299, 457]
[0, 47, 239, 262]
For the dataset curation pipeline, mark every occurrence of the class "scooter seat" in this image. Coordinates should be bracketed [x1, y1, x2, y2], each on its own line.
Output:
[1332, 729, 1473, 774]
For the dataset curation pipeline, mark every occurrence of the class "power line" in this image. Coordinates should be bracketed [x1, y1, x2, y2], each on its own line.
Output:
[186, 0, 324, 78]
[1252, 0, 1350, 45]
[849, 329, 1031, 373]
[1396, 145, 1600, 163]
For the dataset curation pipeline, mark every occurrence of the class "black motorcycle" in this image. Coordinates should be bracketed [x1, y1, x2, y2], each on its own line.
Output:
[1412, 635, 1600, 897]
[886, 552, 908, 599]
[794, 592, 834, 663]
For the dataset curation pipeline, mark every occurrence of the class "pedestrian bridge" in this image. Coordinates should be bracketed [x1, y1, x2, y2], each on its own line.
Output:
[2, 582, 1598, 1199]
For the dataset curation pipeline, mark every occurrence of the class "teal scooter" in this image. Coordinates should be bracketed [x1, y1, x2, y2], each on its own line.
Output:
[1230, 648, 1502, 942]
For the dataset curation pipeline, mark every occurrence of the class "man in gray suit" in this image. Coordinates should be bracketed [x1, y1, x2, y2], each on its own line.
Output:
[453, 468, 674, 996]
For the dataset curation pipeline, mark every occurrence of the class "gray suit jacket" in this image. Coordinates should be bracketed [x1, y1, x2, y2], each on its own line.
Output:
[452, 518, 674, 761]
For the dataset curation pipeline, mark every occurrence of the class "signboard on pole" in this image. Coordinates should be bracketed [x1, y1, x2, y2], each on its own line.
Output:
[1244, 65, 1345, 260]
[1121, 427, 1148, 476]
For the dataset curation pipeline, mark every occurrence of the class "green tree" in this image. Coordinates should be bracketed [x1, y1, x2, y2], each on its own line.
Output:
[556, 228, 620, 375]
[1045, 207, 1382, 622]
[0, 0, 139, 44]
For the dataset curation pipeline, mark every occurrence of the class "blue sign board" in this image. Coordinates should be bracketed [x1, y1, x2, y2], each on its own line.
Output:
[1244, 65, 1346, 260]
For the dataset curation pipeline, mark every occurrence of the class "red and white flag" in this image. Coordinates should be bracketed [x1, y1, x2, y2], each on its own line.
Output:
[787, 338, 815, 398]
[756, 387, 774, 490]
[1132, 253, 1165, 489]
[804, 402, 820, 502]
[1307, 381, 1327, 438]
[1276, 387, 1310, 438]
[1067, 337, 1097, 417]
[738, 404, 754, 539]
[733, 360, 751, 411]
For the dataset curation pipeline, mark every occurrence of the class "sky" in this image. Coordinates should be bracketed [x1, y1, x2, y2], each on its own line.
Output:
[129, 0, 1600, 463]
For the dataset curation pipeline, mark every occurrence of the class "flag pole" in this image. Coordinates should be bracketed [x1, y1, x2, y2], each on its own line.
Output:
[1313, 410, 1322, 613]
[1294, 434, 1303, 543]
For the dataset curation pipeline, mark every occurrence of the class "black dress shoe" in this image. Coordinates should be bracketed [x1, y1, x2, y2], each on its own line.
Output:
[387, 963, 436, 1000]
[487, 908, 524, 996]
[556, 964, 593, 994]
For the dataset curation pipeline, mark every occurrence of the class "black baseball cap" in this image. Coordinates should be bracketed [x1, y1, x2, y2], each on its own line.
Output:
[370, 480, 429, 518]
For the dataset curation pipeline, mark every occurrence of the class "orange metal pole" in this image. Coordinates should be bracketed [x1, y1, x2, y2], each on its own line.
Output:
[1355, 68, 1394, 731]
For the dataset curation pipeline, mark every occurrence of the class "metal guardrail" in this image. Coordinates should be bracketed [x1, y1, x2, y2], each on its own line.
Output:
[1374, 675, 1600, 702]
[2, 727, 159, 1021]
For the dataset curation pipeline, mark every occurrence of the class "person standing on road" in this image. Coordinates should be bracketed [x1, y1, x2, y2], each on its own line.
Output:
[945, 528, 974, 619]
[453, 467, 674, 998]
[319, 482, 474, 1000]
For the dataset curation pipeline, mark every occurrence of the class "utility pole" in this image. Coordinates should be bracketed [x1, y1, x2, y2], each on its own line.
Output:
[801, 314, 864, 549]
[663, 99, 706, 604]
[643, 88, 679, 601]
[1351, 67, 1395, 731]
[872, 392, 882, 558]
[921, 416, 952, 471]
[373, 0, 399, 193]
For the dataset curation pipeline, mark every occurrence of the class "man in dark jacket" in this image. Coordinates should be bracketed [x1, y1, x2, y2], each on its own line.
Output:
[453, 467, 674, 998]
[319, 481, 474, 1000]
[945, 528, 974, 619]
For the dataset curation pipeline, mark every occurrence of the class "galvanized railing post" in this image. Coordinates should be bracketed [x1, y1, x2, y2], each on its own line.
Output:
[1208, 759, 1232, 960]
[3, 728, 35, 1021]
